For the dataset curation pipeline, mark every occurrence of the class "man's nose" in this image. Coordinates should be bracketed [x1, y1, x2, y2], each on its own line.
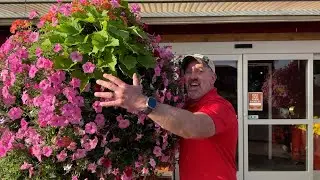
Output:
[190, 72, 198, 79]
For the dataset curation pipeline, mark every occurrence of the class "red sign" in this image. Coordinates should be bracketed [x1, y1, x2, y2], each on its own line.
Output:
[248, 92, 263, 111]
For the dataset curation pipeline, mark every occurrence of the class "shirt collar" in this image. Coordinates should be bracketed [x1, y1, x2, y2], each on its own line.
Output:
[185, 88, 218, 109]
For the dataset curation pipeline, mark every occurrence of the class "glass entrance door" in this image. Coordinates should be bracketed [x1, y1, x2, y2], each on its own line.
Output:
[206, 55, 243, 180]
[243, 54, 314, 180]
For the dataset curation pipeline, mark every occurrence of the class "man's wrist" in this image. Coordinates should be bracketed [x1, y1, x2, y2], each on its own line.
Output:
[136, 95, 148, 112]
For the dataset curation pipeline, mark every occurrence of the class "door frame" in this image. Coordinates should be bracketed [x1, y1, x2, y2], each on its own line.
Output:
[243, 53, 314, 180]
[208, 54, 244, 180]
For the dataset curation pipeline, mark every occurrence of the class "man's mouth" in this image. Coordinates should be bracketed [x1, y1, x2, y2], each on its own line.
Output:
[188, 81, 200, 89]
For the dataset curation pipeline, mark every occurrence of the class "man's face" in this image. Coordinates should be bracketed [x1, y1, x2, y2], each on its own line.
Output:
[184, 60, 216, 101]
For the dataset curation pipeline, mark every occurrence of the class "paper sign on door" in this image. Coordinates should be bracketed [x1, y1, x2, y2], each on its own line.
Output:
[248, 92, 263, 111]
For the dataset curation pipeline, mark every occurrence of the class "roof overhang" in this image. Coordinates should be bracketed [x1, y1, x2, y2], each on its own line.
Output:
[0, 0, 320, 25]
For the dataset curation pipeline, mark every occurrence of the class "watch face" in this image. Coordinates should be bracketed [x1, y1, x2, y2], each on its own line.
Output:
[147, 97, 157, 109]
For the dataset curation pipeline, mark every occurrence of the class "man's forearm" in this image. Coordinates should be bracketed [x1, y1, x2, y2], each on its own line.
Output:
[147, 103, 214, 139]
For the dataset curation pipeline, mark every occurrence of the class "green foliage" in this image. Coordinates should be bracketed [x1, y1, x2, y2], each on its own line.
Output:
[35, 2, 156, 91]
[0, 149, 32, 180]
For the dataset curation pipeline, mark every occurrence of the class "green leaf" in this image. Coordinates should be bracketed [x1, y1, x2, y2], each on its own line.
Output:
[137, 54, 156, 69]
[84, 35, 90, 43]
[84, 16, 96, 23]
[53, 56, 75, 70]
[119, 63, 136, 77]
[57, 23, 79, 35]
[65, 35, 85, 45]
[129, 26, 148, 39]
[92, 46, 99, 54]
[41, 39, 52, 51]
[92, 32, 108, 51]
[98, 49, 117, 72]
[85, 6, 102, 19]
[109, 20, 126, 29]
[121, 0, 129, 8]
[101, 20, 108, 31]
[79, 43, 92, 54]
[120, 55, 137, 70]
[106, 36, 119, 47]
[108, 25, 129, 40]
[72, 11, 88, 20]
[48, 33, 65, 43]
[93, 69, 104, 80]
[123, 42, 139, 54]
[72, 70, 90, 92]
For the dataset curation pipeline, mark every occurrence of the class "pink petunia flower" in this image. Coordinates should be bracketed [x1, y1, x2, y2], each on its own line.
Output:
[60, 4, 72, 16]
[20, 162, 33, 170]
[28, 10, 38, 19]
[72, 149, 87, 160]
[56, 150, 67, 162]
[110, 0, 120, 8]
[70, 51, 83, 62]
[153, 146, 162, 157]
[154, 65, 161, 76]
[142, 167, 149, 175]
[28, 65, 38, 79]
[130, 4, 141, 14]
[93, 101, 102, 113]
[8, 107, 23, 120]
[29, 32, 39, 43]
[149, 158, 156, 168]
[118, 119, 130, 129]
[35, 48, 42, 57]
[94, 114, 105, 128]
[42, 146, 53, 157]
[31, 145, 42, 162]
[70, 78, 81, 89]
[53, 43, 62, 53]
[85, 122, 97, 134]
[87, 163, 97, 173]
[82, 62, 96, 73]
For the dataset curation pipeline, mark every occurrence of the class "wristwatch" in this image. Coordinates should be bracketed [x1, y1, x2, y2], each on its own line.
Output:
[143, 97, 157, 115]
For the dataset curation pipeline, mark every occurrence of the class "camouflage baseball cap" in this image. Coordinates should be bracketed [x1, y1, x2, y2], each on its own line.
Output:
[181, 54, 215, 73]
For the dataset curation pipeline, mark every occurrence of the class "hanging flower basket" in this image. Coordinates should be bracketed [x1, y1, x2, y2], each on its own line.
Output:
[0, 0, 185, 179]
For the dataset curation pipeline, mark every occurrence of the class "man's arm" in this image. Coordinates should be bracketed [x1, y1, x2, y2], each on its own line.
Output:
[95, 73, 215, 139]
[146, 102, 215, 139]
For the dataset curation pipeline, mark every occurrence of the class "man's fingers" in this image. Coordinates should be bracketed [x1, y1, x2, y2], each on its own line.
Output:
[94, 92, 114, 99]
[99, 99, 122, 107]
[96, 80, 118, 91]
[132, 73, 140, 86]
[103, 74, 125, 87]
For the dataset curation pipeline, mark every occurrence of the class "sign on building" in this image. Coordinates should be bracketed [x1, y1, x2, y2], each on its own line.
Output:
[248, 92, 263, 111]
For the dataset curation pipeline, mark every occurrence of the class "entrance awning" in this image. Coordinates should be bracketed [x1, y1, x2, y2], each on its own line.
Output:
[1, 0, 320, 25]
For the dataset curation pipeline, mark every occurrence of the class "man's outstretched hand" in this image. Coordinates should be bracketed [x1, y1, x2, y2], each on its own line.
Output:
[94, 73, 147, 112]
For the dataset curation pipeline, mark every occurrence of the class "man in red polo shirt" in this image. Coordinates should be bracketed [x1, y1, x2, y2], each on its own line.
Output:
[95, 54, 238, 180]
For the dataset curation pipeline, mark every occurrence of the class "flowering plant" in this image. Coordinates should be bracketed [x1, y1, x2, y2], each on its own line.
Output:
[0, 0, 184, 179]
[261, 61, 306, 118]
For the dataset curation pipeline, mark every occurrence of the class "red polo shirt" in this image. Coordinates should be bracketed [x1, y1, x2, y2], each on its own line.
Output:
[179, 88, 238, 180]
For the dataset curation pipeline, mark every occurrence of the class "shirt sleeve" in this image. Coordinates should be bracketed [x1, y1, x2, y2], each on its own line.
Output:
[197, 101, 237, 135]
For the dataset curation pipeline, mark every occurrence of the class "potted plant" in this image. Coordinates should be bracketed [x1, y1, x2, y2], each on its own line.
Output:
[0, 0, 184, 179]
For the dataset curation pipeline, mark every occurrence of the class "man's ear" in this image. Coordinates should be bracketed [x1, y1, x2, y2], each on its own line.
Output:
[212, 73, 217, 84]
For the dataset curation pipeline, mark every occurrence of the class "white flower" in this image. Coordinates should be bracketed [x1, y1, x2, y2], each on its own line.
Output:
[63, 164, 72, 172]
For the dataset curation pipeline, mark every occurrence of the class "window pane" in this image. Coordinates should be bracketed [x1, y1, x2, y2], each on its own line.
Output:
[215, 60, 238, 170]
[248, 60, 307, 119]
[249, 125, 307, 171]
[314, 61, 320, 118]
